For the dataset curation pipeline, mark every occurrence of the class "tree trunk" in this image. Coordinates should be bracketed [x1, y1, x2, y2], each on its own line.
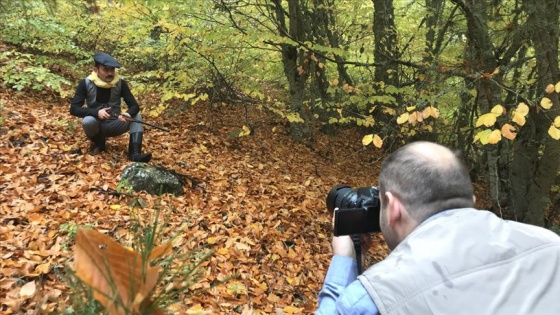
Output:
[372, 0, 398, 86]
[511, 0, 560, 226]
[271, 0, 310, 142]
[454, 0, 510, 209]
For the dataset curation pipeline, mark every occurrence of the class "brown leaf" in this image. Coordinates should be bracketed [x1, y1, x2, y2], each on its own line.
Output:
[19, 281, 36, 299]
[74, 228, 164, 314]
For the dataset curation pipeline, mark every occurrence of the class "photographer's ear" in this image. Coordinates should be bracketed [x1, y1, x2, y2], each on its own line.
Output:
[385, 192, 402, 228]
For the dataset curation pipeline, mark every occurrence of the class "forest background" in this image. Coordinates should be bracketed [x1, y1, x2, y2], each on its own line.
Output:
[1, 0, 560, 314]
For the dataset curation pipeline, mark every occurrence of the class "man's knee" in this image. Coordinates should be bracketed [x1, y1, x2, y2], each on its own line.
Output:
[129, 114, 144, 133]
[82, 116, 100, 137]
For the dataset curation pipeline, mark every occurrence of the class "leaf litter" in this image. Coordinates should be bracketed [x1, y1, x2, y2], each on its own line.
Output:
[0, 85, 490, 313]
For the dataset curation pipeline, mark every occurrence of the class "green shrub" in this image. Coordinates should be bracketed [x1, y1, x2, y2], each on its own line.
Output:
[0, 50, 72, 97]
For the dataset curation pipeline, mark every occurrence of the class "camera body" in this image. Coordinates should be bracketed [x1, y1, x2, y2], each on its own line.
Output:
[326, 185, 381, 236]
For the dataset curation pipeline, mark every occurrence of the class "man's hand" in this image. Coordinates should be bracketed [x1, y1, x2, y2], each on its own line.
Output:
[332, 235, 356, 259]
[118, 112, 131, 122]
[97, 107, 112, 120]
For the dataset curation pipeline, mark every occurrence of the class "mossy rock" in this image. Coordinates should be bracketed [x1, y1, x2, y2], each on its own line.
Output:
[121, 163, 184, 196]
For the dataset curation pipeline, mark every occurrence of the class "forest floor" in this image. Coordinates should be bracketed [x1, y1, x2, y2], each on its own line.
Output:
[0, 63, 492, 313]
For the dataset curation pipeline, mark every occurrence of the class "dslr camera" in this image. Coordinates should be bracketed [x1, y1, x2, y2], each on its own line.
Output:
[326, 185, 381, 236]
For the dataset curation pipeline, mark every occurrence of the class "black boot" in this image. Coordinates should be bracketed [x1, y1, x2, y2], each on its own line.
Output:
[128, 132, 152, 162]
[88, 132, 106, 155]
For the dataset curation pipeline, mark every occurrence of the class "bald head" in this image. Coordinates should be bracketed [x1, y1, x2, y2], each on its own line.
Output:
[379, 141, 475, 223]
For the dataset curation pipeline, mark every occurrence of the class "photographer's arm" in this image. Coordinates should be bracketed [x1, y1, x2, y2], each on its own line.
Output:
[315, 236, 379, 315]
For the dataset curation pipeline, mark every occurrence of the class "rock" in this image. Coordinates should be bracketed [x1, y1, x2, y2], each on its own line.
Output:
[120, 163, 184, 196]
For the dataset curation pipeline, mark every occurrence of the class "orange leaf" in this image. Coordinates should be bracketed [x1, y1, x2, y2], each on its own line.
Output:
[74, 229, 163, 315]
[501, 123, 517, 140]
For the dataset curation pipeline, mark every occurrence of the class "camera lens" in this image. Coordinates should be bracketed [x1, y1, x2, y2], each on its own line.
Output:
[326, 185, 357, 214]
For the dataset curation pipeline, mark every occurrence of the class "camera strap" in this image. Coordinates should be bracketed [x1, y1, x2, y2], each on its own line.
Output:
[352, 234, 363, 274]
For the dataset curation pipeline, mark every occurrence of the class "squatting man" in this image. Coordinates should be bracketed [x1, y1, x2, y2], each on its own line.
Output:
[316, 141, 560, 314]
[70, 53, 152, 162]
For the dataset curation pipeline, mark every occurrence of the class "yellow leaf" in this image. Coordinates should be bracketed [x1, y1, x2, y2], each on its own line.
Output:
[540, 97, 553, 110]
[373, 134, 383, 148]
[408, 111, 418, 124]
[207, 237, 217, 244]
[239, 125, 251, 136]
[422, 107, 431, 119]
[396, 113, 409, 124]
[555, 116, 560, 128]
[474, 129, 492, 145]
[548, 125, 560, 140]
[330, 79, 339, 86]
[217, 247, 229, 255]
[415, 111, 424, 122]
[501, 123, 517, 140]
[110, 204, 121, 210]
[406, 106, 416, 112]
[418, 73, 426, 81]
[35, 263, 51, 275]
[516, 102, 529, 116]
[283, 306, 304, 314]
[512, 112, 526, 126]
[429, 106, 440, 118]
[491, 104, 505, 115]
[226, 282, 247, 295]
[488, 129, 502, 144]
[362, 134, 373, 146]
[555, 81, 560, 93]
[19, 281, 36, 299]
[546, 84, 556, 94]
[198, 164, 206, 170]
[476, 113, 497, 127]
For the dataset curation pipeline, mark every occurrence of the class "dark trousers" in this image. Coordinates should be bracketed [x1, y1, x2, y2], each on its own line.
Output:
[82, 114, 144, 137]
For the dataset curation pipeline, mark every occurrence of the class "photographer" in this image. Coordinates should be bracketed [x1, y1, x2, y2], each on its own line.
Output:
[316, 141, 560, 314]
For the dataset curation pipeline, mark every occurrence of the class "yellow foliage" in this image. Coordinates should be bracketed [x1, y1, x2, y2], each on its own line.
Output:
[408, 112, 418, 124]
[362, 134, 383, 148]
[476, 113, 497, 127]
[488, 129, 502, 144]
[421, 106, 439, 119]
[516, 102, 529, 116]
[373, 134, 383, 148]
[362, 134, 373, 146]
[238, 125, 251, 137]
[396, 113, 409, 124]
[540, 97, 553, 110]
[491, 104, 505, 115]
[555, 116, 560, 128]
[512, 112, 526, 126]
[548, 125, 560, 140]
[555, 81, 560, 93]
[474, 129, 491, 144]
[546, 84, 555, 94]
[475, 129, 502, 145]
[428, 106, 440, 118]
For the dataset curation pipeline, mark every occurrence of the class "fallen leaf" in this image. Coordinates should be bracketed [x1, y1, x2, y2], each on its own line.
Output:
[19, 281, 36, 299]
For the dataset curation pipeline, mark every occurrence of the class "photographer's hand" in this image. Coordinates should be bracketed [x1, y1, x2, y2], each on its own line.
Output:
[332, 235, 356, 259]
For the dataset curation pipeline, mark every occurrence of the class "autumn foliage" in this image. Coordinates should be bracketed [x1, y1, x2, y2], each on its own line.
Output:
[0, 75, 393, 313]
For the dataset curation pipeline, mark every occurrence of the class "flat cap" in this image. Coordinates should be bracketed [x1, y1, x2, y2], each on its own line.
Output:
[93, 52, 121, 68]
